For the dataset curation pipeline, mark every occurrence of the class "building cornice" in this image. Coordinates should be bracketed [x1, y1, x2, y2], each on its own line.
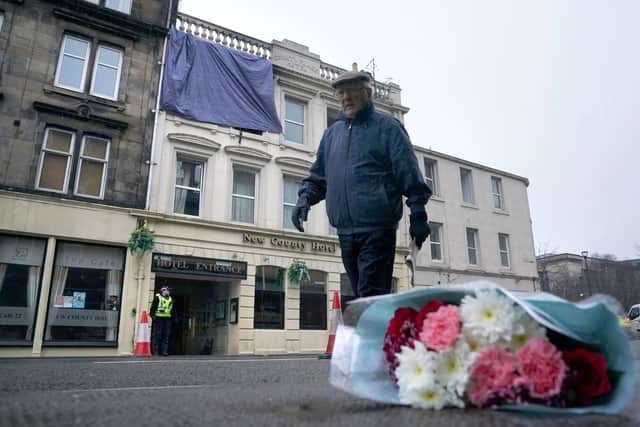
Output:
[33, 101, 128, 130]
[275, 156, 313, 170]
[416, 265, 537, 282]
[224, 146, 273, 165]
[167, 133, 221, 151]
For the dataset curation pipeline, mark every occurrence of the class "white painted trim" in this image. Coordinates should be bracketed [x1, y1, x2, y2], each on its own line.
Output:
[35, 128, 76, 194]
[54, 35, 91, 93]
[89, 45, 123, 101]
[73, 135, 110, 199]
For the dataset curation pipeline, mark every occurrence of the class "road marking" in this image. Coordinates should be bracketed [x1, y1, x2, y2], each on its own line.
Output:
[62, 384, 218, 393]
[93, 357, 319, 365]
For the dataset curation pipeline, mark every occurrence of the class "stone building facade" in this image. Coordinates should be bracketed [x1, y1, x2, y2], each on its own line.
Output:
[0, 0, 175, 355]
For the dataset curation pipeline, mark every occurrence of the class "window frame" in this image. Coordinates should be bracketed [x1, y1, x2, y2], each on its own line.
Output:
[460, 168, 475, 204]
[283, 97, 306, 145]
[299, 270, 327, 330]
[173, 157, 205, 217]
[231, 168, 257, 224]
[253, 266, 285, 330]
[35, 128, 76, 194]
[424, 158, 438, 196]
[491, 176, 504, 210]
[466, 228, 479, 266]
[73, 135, 110, 199]
[498, 233, 511, 268]
[428, 222, 443, 262]
[89, 44, 123, 101]
[54, 34, 91, 93]
[282, 176, 300, 230]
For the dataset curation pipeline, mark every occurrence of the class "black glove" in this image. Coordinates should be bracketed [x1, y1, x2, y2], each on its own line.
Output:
[291, 197, 310, 232]
[409, 211, 431, 249]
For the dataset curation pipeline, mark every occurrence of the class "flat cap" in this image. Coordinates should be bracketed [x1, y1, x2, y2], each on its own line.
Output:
[331, 71, 372, 88]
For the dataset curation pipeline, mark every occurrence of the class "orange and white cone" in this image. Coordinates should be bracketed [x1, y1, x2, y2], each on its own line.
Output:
[319, 291, 343, 359]
[134, 310, 152, 357]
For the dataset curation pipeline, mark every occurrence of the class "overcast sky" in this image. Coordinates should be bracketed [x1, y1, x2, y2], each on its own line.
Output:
[179, 0, 639, 259]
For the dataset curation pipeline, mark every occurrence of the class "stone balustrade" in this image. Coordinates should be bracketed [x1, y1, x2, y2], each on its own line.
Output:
[176, 14, 272, 59]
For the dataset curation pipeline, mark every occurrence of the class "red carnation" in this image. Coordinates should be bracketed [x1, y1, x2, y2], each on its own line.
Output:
[563, 348, 612, 404]
[383, 307, 418, 382]
[415, 300, 445, 333]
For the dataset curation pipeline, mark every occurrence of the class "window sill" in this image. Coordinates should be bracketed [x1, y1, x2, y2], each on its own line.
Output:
[44, 84, 126, 112]
[493, 209, 510, 216]
[0, 341, 34, 347]
[429, 195, 445, 203]
[42, 341, 118, 347]
[279, 140, 315, 156]
[461, 202, 479, 210]
[465, 266, 485, 273]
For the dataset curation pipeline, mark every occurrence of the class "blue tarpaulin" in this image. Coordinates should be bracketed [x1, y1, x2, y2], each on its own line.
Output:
[161, 27, 282, 133]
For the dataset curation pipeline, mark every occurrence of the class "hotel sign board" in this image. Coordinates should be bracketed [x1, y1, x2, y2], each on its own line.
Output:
[151, 253, 248, 280]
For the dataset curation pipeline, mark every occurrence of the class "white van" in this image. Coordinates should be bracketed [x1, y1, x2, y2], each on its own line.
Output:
[627, 304, 640, 331]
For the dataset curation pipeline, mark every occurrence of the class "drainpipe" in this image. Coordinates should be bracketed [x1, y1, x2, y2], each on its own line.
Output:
[145, 0, 173, 210]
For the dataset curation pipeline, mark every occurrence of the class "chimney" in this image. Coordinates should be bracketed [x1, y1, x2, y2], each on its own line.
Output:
[352, 62, 358, 72]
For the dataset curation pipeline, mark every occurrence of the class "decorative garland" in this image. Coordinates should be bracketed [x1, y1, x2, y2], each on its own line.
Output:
[287, 259, 310, 285]
[128, 221, 155, 254]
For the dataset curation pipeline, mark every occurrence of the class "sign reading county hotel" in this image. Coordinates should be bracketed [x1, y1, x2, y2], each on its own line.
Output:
[151, 253, 248, 279]
[242, 233, 337, 253]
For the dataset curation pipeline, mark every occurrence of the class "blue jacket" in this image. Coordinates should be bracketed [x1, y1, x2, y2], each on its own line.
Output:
[300, 102, 431, 235]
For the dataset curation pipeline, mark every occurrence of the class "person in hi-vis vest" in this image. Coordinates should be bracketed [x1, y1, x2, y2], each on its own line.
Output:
[149, 286, 176, 356]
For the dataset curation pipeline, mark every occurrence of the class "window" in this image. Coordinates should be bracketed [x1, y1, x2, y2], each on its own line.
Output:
[0, 235, 46, 344]
[429, 222, 443, 261]
[283, 177, 299, 230]
[232, 170, 256, 223]
[491, 176, 504, 209]
[55, 34, 123, 99]
[424, 158, 438, 195]
[300, 271, 327, 330]
[284, 98, 305, 144]
[174, 159, 203, 216]
[327, 108, 340, 127]
[55, 35, 91, 92]
[460, 168, 475, 204]
[36, 128, 76, 193]
[75, 136, 109, 198]
[340, 273, 356, 312]
[498, 234, 511, 268]
[0, 12, 4, 32]
[90, 46, 123, 100]
[466, 228, 479, 265]
[254, 266, 285, 329]
[85, 0, 132, 14]
[105, 0, 132, 14]
[45, 242, 125, 344]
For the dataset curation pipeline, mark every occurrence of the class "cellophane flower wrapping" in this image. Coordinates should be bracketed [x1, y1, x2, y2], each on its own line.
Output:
[329, 282, 635, 415]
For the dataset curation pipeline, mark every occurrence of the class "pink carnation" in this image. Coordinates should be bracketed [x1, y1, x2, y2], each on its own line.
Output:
[468, 347, 519, 407]
[418, 305, 460, 351]
[517, 337, 567, 399]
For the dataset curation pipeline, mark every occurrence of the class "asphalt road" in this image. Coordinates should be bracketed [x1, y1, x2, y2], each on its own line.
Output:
[0, 342, 638, 427]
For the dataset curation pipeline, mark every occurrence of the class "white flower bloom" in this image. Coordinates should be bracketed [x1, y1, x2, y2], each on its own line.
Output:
[460, 290, 516, 347]
[399, 383, 464, 410]
[395, 342, 436, 390]
[434, 340, 472, 396]
[509, 307, 546, 350]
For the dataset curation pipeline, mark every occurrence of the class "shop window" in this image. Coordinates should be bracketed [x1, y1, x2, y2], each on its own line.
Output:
[283, 176, 299, 230]
[174, 158, 203, 216]
[232, 170, 256, 223]
[340, 273, 356, 312]
[45, 242, 125, 344]
[300, 270, 327, 330]
[254, 266, 284, 329]
[0, 235, 46, 344]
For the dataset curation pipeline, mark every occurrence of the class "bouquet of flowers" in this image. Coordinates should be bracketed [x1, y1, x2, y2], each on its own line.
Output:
[330, 284, 635, 415]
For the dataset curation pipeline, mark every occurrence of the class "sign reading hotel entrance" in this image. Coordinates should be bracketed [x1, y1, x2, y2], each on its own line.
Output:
[151, 253, 248, 279]
[242, 233, 337, 253]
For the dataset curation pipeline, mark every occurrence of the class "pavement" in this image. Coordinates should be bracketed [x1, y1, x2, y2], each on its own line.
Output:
[0, 341, 638, 427]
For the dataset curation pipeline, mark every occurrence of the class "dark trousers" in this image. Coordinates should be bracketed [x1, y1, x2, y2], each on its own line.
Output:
[152, 317, 172, 355]
[339, 229, 397, 298]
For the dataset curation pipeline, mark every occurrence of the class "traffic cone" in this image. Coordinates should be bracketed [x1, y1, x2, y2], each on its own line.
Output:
[319, 291, 343, 359]
[134, 310, 152, 357]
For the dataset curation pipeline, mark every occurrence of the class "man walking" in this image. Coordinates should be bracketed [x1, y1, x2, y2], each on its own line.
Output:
[150, 286, 175, 356]
[292, 71, 431, 298]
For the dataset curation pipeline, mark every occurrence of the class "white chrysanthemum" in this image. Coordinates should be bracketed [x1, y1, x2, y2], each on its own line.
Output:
[399, 383, 464, 410]
[434, 340, 473, 396]
[509, 307, 546, 350]
[395, 342, 436, 390]
[460, 289, 516, 346]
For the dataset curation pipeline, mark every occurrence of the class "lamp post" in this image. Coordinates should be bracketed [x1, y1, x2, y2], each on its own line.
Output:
[581, 250, 592, 297]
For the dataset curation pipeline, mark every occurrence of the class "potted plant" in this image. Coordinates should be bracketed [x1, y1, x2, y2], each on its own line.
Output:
[288, 259, 310, 285]
[128, 221, 155, 254]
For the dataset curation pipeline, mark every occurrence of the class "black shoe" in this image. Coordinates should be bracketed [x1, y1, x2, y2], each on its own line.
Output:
[162, 353, 169, 357]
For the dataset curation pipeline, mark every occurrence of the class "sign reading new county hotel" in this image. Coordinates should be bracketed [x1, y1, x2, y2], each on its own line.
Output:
[242, 233, 337, 253]
[151, 253, 248, 279]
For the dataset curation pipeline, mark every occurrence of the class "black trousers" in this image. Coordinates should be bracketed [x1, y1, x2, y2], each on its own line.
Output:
[339, 229, 397, 298]
[152, 317, 172, 355]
